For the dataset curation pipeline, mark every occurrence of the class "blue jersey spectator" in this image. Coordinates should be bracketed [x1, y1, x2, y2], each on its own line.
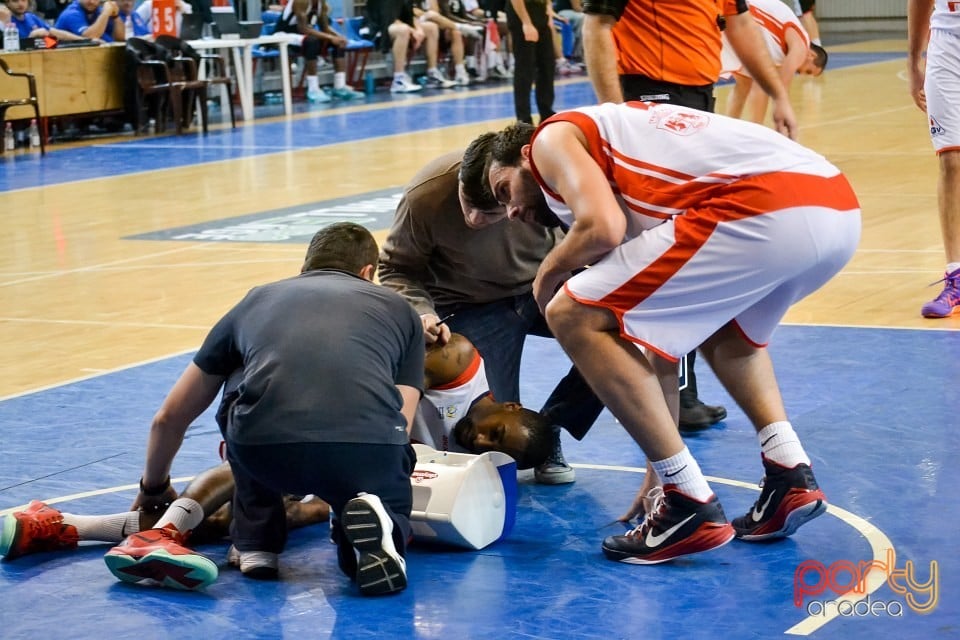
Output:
[55, 0, 123, 41]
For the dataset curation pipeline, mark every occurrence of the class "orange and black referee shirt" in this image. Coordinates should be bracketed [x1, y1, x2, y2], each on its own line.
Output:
[582, 0, 749, 86]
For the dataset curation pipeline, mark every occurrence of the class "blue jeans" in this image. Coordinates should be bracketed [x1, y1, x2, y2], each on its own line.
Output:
[438, 293, 603, 440]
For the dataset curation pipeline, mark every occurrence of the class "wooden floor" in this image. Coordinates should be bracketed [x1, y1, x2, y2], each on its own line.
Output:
[0, 35, 955, 401]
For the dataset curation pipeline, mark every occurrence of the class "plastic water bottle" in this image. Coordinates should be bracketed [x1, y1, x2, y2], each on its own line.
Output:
[147, 118, 157, 135]
[28, 119, 40, 149]
[3, 21, 20, 52]
[364, 71, 375, 96]
[3, 122, 14, 151]
[124, 14, 133, 39]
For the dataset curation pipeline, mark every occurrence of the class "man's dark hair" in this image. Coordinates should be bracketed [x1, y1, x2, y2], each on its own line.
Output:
[810, 43, 828, 71]
[514, 409, 554, 470]
[459, 132, 499, 210]
[490, 122, 536, 168]
[302, 222, 378, 274]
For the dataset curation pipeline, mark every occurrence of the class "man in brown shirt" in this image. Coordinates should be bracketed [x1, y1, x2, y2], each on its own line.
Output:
[379, 138, 604, 484]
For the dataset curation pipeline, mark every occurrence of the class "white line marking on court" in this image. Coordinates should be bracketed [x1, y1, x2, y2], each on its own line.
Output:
[572, 463, 895, 636]
[0, 317, 210, 330]
[0, 477, 195, 516]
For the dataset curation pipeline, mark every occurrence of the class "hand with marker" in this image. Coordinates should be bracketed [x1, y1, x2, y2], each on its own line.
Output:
[421, 312, 453, 346]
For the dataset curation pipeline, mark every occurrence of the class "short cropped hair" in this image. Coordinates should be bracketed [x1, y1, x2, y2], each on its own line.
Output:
[459, 132, 499, 210]
[514, 409, 554, 469]
[490, 122, 536, 169]
[301, 222, 378, 275]
[811, 43, 828, 72]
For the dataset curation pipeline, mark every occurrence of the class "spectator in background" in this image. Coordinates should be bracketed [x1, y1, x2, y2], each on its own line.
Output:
[3, 0, 85, 40]
[552, 0, 581, 59]
[506, 0, 554, 124]
[274, 0, 366, 102]
[55, 0, 123, 41]
[413, 0, 474, 87]
[365, 0, 430, 93]
[117, 0, 151, 37]
[135, 0, 193, 38]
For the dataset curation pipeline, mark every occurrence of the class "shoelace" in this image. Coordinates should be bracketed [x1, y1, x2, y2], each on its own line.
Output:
[929, 273, 960, 302]
[626, 489, 667, 539]
[23, 508, 66, 547]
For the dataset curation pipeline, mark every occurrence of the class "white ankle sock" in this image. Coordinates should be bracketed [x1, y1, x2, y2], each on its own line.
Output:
[63, 511, 141, 542]
[757, 421, 810, 468]
[155, 498, 204, 534]
[334, 71, 346, 90]
[945, 262, 960, 275]
[650, 447, 713, 501]
[306, 75, 320, 93]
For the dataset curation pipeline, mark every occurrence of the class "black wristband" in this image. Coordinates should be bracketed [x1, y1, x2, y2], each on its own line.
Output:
[139, 476, 171, 496]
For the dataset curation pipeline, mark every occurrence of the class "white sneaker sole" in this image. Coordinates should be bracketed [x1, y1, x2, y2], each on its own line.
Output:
[341, 493, 407, 595]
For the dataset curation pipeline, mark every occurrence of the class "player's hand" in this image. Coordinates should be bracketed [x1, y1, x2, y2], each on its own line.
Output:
[532, 269, 565, 314]
[103, 1, 120, 17]
[771, 97, 798, 141]
[618, 466, 661, 522]
[421, 313, 451, 345]
[131, 477, 178, 513]
[907, 62, 926, 112]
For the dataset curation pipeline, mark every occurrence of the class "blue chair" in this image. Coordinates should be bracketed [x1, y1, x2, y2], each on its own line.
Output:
[553, 18, 574, 59]
[251, 13, 281, 95]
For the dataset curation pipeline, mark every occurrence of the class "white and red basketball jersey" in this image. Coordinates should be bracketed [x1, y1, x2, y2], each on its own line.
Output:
[532, 102, 861, 360]
[932, 0, 960, 32]
[720, 0, 808, 78]
[412, 349, 490, 453]
[533, 101, 846, 238]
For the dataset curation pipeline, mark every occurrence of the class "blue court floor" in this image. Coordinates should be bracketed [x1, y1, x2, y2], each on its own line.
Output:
[2, 45, 958, 639]
[1, 327, 958, 639]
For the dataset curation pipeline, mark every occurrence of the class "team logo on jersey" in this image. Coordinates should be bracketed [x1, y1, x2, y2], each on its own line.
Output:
[444, 405, 460, 419]
[930, 116, 945, 137]
[412, 469, 439, 483]
[653, 109, 710, 136]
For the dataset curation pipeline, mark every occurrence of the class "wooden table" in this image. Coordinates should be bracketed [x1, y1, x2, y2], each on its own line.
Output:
[0, 44, 125, 121]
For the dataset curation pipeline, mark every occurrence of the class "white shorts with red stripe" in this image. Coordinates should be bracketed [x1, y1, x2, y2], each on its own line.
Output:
[563, 199, 861, 362]
[925, 29, 960, 154]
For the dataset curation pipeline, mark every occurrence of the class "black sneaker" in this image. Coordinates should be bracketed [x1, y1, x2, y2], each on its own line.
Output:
[534, 428, 575, 484]
[732, 457, 827, 541]
[341, 493, 407, 595]
[678, 399, 727, 432]
[602, 486, 735, 564]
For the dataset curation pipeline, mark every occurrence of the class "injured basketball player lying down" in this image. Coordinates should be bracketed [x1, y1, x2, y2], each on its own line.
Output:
[0, 333, 555, 589]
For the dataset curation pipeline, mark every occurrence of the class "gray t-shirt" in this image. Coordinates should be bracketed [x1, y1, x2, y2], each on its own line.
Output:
[195, 269, 424, 446]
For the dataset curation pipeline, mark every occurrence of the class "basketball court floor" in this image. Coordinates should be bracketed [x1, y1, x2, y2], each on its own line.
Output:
[1, 35, 957, 639]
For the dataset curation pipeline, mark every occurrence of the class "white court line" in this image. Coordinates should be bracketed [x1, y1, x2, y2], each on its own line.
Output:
[0, 318, 210, 330]
[0, 463, 895, 637]
[573, 463, 896, 637]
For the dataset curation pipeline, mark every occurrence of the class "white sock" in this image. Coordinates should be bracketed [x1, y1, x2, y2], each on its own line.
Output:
[394, 72, 406, 82]
[455, 63, 467, 77]
[155, 498, 204, 534]
[945, 262, 960, 275]
[650, 447, 713, 501]
[428, 67, 441, 77]
[306, 75, 320, 93]
[62, 511, 141, 543]
[334, 71, 346, 90]
[757, 421, 810, 468]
